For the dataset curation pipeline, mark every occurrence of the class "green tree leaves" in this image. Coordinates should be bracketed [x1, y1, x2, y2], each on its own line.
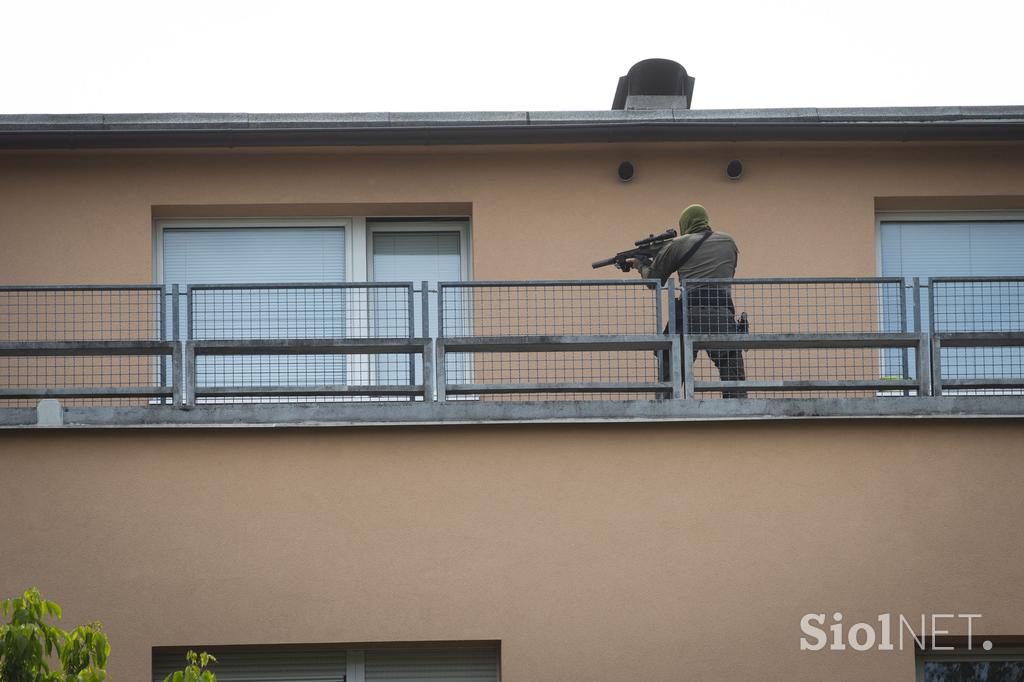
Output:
[59, 624, 109, 680]
[162, 650, 217, 682]
[3, 588, 216, 682]
[0, 588, 109, 682]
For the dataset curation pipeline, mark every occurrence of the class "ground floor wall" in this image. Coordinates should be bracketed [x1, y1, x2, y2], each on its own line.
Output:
[1, 419, 1022, 680]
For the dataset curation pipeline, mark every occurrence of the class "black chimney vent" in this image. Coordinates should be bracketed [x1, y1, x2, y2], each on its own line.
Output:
[612, 59, 695, 110]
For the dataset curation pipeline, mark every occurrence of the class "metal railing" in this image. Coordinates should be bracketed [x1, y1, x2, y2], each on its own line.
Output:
[2, 277, 1023, 409]
[184, 283, 432, 403]
[680, 277, 927, 398]
[929, 277, 1024, 395]
[437, 280, 679, 400]
[0, 286, 179, 405]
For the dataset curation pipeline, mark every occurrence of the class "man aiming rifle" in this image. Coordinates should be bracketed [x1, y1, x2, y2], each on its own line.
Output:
[594, 204, 747, 398]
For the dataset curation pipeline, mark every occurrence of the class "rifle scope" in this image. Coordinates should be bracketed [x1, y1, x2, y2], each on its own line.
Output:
[635, 229, 677, 246]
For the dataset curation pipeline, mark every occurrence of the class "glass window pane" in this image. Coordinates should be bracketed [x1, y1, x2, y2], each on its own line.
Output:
[372, 230, 464, 388]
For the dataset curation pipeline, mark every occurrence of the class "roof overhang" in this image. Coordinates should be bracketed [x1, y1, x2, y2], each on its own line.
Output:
[2, 107, 1024, 149]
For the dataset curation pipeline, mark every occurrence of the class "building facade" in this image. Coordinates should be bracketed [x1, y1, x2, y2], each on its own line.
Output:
[2, 67, 1024, 680]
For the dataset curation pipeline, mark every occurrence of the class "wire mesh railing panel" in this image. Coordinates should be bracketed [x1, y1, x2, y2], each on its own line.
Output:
[681, 279, 912, 397]
[930, 278, 1024, 333]
[931, 278, 1024, 392]
[938, 348, 1024, 390]
[0, 286, 164, 341]
[188, 284, 416, 402]
[0, 356, 168, 408]
[438, 281, 665, 401]
[445, 350, 662, 401]
[687, 278, 906, 335]
[691, 349, 920, 399]
[193, 352, 418, 404]
[188, 284, 413, 340]
[0, 287, 171, 406]
[439, 281, 662, 337]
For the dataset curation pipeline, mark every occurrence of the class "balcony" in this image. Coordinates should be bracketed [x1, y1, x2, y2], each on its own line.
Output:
[1, 278, 1022, 427]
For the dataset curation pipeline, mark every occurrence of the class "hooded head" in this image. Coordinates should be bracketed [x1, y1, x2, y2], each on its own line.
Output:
[678, 204, 711, 235]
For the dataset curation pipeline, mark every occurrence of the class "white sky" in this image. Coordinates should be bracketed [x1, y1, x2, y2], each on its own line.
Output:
[2, 0, 1022, 114]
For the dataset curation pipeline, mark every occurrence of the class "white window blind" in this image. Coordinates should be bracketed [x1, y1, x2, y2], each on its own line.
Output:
[881, 220, 1024, 328]
[372, 230, 462, 338]
[880, 221, 1024, 280]
[163, 227, 346, 288]
[162, 226, 346, 393]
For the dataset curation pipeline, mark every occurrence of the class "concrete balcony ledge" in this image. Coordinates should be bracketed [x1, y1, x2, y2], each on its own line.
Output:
[2, 396, 1023, 429]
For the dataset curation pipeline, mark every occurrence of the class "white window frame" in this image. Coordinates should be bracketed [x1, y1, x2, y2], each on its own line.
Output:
[152, 215, 472, 399]
[366, 221, 473, 396]
[153, 216, 473, 287]
[366, 219, 473, 285]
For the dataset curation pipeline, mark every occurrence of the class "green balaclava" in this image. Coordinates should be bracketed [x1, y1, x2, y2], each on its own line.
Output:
[678, 204, 711, 235]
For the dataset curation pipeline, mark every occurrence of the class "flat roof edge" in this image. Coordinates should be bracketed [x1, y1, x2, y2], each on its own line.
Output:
[3, 122, 1024, 149]
[3, 107, 1024, 148]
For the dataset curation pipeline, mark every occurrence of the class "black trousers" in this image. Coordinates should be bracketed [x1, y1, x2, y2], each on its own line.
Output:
[662, 295, 747, 398]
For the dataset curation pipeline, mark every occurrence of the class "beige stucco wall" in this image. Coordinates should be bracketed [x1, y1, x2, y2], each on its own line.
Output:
[0, 421, 1022, 680]
[2, 141, 1024, 679]
[0, 141, 1022, 285]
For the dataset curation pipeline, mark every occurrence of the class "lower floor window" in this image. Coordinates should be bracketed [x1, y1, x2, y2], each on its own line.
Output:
[919, 646, 1024, 681]
[153, 643, 500, 682]
[922, 660, 1024, 681]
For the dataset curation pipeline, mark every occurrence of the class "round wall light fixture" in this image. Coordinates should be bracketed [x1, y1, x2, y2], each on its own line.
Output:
[617, 161, 636, 182]
[726, 159, 743, 180]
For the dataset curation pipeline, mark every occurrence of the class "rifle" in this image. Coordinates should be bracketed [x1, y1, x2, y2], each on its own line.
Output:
[591, 229, 677, 272]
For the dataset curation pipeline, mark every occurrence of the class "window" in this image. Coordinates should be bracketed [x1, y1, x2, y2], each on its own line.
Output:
[370, 223, 467, 337]
[878, 214, 1024, 387]
[162, 222, 349, 392]
[917, 648, 1024, 681]
[156, 217, 470, 397]
[161, 223, 348, 288]
[879, 215, 1024, 329]
[152, 643, 500, 682]
[369, 222, 468, 387]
